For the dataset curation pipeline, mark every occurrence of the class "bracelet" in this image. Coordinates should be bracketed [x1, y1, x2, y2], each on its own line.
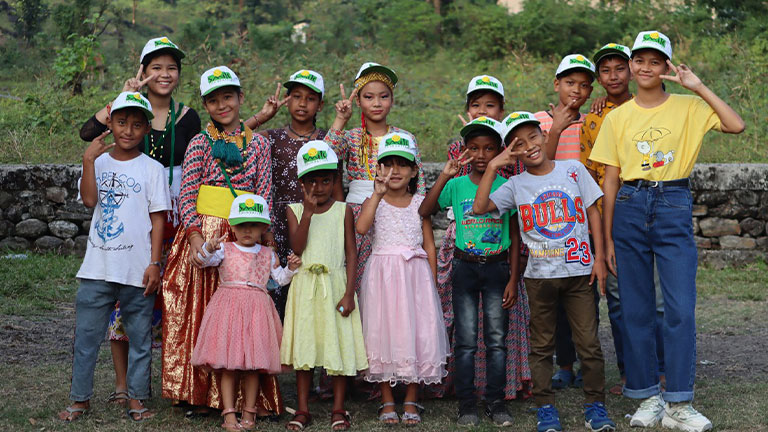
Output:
[252, 113, 261, 128]
[149, 261, 162, 267]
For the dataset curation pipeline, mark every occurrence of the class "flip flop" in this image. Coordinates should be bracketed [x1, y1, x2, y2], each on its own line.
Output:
[126, 402, 154, 422]
[58, 405, 88, 422]
[106, 390, 130, 404]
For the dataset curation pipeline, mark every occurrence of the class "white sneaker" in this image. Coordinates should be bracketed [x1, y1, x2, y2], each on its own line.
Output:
[630, 394, 665, 427]
[661, 403, 713, 432]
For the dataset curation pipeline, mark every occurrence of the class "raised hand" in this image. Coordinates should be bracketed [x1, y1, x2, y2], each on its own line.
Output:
[333, 83, 358, 124]
[589, 96, 608, 115]
[549, 100, 582, 133]
[373, 164, 393, 197]
[206, 233, 228, 253]
[490, 137, 527, 168]
[286, 252, 302, 271]
[301, 183, 319, 215]
[660, 60, 703, 92]
[457, 111, 473, 126]
[122, 64, 156, 93]
[442, 149, 473, 177]
[83, 130, 114, 162]
[258, 83, 291, 120]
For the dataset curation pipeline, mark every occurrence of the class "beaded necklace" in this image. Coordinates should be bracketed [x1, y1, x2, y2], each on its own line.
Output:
[204, 121, 250, 175]
[286, 124, 316, 141]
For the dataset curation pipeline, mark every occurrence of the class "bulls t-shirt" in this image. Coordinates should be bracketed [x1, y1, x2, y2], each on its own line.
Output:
[489, 160, 602, 279]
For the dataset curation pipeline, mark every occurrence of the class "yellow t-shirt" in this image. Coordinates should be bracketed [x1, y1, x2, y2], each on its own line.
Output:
[589, 94, 721, 181]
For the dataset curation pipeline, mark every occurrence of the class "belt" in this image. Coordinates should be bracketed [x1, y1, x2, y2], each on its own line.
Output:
[196, 185, 250, 218]
[454, 248, 508, 264]
[624, 178, 690, 189]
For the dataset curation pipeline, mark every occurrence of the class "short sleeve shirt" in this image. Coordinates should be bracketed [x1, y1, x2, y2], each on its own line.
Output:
[489, 160, 603, 279]
[534, 110, 586, 161]
[438, 175, 513, 256]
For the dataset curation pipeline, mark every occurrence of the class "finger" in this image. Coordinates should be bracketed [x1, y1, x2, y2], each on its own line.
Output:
[460, 156, 474, 166]
[458, 148, 470, 161]
[339, 83, 346, 101]
[548, 103, 556, 113]
[348, 85, 358, 102]
[385, 166, 394, 182]
[143, 285, 151, 297]
[274, 82, 281, 100]
[279, 95, 291, 107]
[457, 114, 467, 125]
[96, 129, 112, 141]
[589, 272, 595, 286]
[666, 59, 679, 74]
[659, 74, 678, 82]
[136, 64, 144, 81]
[139, 74, 157, 86]
[566, 98, 578, 108]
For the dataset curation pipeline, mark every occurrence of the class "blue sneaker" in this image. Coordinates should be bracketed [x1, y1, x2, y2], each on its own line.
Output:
[537, 405, 563, 432]
[584, 402, 616, 431]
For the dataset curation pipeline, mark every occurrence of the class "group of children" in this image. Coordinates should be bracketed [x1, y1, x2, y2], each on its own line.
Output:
[60, 28, 743, 432]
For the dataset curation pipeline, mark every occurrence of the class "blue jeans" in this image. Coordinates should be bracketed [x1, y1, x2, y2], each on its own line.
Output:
[613, 183, 696, 402]
[70, 279, 155, 401]
[451, 258, 509, 409]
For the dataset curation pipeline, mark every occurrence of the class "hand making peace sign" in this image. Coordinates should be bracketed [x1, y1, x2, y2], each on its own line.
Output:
[83, 130, 115, 163]
[122, 64, 157, 93]
[442, 149, 473, 177]
[373, 164, 393, 197]
[333, 83, 359, 124]
[660, 60, 703, 92]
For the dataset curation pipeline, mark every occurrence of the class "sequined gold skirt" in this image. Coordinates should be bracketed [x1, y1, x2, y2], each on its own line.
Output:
[161, 213, 283, 412]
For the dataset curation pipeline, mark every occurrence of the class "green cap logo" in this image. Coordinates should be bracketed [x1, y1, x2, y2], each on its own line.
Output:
[505, 112, 530, 126]
[154, 37, 176, 48]
[385, 134, 410, 147]
[569, 55, 592, 68]
[643, 32, 666, 47]
[475, 76, 498, 89]
[474, 116, 495, 127]
[302, 147, 328, 163]
[298, 70, 318, 83]
[239, 198, 264, 213]
[126, 93, 149, 108]
[208, 68, 233, 84]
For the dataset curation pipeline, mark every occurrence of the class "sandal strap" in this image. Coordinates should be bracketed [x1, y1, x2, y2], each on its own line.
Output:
[403, 402, 425, 412]
[241, 406, 258, 414]
[127, 407, 149, 415]
[66, 406, 87, 414]
[378, 402, 396, 412]
[221, 408, 238, 416]
[106, 391, 130, 401]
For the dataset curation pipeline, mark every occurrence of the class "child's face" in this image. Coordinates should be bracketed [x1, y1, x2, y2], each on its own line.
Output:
[378, 157, 417, 191]
[301, 171, 335, 204]
[467, 92, 504, 121]
[144, 54, 179, 97]
[630, 50, 670, 90]
[287, 84, 323, 124]
[465, 135, 501, 174]
[107, 109, 151, 152]
[357, 81, 392, 123]
[554, 71, 594, 109]
[203, 87, 243, 129]
[509, 124, 548, 168]
[231, 221, 266, 247]
[597, 57, 631, 97]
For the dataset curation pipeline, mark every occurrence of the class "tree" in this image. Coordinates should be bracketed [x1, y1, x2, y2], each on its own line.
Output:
[14, 0, 48, 42]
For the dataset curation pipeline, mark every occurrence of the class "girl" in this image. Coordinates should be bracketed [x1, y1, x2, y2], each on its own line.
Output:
[78, 36, 200, 410]
[429, 75, 531, 401]
[591, 31, 744, 431]
[260, 69, 327, 317]
[282, 141, 368, 431]
[325, 62, 425, 291]
[192, 194, 301, 431]
[162, 66, 283, 417]
[355, 133, 450, 425]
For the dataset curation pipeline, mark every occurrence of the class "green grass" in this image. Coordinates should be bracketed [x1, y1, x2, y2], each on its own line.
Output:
[697, 260, 768, 301]
[0, 253, 80, 315]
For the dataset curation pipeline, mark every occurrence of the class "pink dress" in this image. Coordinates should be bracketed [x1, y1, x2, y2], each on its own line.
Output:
[359, 194, 450, 385]
[191, 243, 284, 373]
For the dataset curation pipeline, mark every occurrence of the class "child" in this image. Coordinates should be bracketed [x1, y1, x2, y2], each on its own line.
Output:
[325, 62, 425, 291]
[78, 37, 201, 405]
[432, 75, 531, 402]
[534, 54, 595, 161]
[579, 42, 666, 396]
[474, 112, 616, 432]
[590, 31, 744, 431]
[355, 132, 450, 425]
[58, 92, 170, 422]
[191, 194, 300, 431]
[419, 117, 519, 427]
[162, 66, 282, 416]
[262, 69, 328, 317]
[282, 140, 368, 431]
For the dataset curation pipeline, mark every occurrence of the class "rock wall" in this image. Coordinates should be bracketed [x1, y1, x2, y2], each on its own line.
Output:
[1, 163, 766, 267]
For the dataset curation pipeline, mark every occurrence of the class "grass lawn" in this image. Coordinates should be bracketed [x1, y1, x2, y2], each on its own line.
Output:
[0, 255, 767, 431]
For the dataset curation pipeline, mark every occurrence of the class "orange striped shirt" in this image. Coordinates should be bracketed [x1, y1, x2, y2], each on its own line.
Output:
[534, 110, 585, 161]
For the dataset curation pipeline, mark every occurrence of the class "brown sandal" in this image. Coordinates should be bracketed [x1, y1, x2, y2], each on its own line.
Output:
[331, 409, 352, 431]
[286, 410, 312, 431]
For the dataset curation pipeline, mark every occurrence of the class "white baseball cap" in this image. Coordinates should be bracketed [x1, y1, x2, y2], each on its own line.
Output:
[200, 66, 241, 97]
[283, 69, 325, 98]
[110, 91, 154, 121]
[460, 116, 503, 140]
[555, 54, 596, 78]
[229, 194, 270, 225]
[592, 43, 632, 67]
[296, 140, 338, 178]
[140, 37, 185, 64]
[632, 30, 672, 60]
[501, 111, 540, 143]
[354, 62, 398, 87]
[466, 75, 504, 101]
[377, 132, 417, 162]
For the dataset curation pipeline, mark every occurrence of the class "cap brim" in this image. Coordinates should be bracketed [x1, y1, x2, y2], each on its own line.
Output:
[466, 88, 505, 102]
[229, 216, 271, 226]
[503, 119, 540, 141]
[378, 150, 415, 162]
[631, 46, 670, 59]
[202, 83, 241, 97]
[298, 162, 338, 178]
[460, 123, 498, 139]
[593, 49, 629, 66]
[112, 105, 154, 121]
[283, 80, 324, 97]
[359, 65, 398, 87]
[557, 65, 596, 78]
[141, 46, 186, 63]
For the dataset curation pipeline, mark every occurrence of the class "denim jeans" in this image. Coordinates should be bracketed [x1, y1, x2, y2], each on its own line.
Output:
[613, 183, 697, 402]
[70, 278, 155, 401]
[451, 258, 509, 409]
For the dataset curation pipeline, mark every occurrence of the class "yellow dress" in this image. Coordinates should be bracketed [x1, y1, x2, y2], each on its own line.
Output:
[280, 201, 368, 376]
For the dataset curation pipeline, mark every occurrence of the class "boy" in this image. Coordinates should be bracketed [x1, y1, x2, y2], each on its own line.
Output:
[474, 112, 615, 432]
[581, 42, 666, 396]
[58, 92, 170, 423]
[419, 117, 519, 427]
[590, 31, 744, 431]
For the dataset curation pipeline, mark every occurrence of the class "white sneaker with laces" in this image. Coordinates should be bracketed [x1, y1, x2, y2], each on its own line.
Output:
[661, 403, 713, 432]
[630, 394, 665, 427]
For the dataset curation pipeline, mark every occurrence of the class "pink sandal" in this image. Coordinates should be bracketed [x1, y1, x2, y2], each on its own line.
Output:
[221, 408, 243, 431]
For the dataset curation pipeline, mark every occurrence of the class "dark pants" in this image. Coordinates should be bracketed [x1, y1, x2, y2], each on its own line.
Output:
[527, 275, 605, 406]
[452, 258, 510, 410]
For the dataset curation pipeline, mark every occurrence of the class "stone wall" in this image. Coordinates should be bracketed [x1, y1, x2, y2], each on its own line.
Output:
[1, 163, 766, 267]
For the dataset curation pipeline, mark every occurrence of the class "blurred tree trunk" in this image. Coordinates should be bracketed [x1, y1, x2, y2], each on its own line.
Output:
[132, 0, 137, 26]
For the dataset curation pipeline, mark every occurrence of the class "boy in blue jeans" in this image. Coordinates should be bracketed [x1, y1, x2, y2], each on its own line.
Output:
[58, 92, 170, 422]
[419, 117, 519, 427]
[474, 112, 615, 432]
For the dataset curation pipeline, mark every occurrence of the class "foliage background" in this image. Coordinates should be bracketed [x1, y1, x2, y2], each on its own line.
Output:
[0, 0, 766, 163]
